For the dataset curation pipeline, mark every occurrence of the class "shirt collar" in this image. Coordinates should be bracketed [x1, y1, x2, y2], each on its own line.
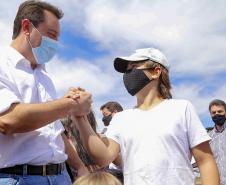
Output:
[8, 46, 25, 66]
[8, 46, 46, 70]
[214, 123, 226, 133]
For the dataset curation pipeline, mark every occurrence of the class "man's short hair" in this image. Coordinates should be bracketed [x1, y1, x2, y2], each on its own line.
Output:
[209, 99, 226, 111]
[13, 0, 63, 39]
[100, 101, 123, 113]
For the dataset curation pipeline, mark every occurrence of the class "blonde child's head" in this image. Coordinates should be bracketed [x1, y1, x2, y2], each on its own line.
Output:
[73, 171, 122, 185]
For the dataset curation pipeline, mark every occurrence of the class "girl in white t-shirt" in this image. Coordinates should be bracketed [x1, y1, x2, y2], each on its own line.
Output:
[72, 48, 219, 185]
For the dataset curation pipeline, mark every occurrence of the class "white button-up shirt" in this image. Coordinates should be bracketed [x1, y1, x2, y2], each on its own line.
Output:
[0, 47, 67, 168]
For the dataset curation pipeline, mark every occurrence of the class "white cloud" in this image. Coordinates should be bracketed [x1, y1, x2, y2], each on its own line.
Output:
[0, 22, 13, 49]
[0, 1, 22, 20]
[0, 0, 225, 128]
[173, 83, 209, 115]
[46, 57, 118, 97]
[173, 81, 226, 122]
[214, 84, 226, 101]
[2, 0, 226, 75]
[84, 1, 188, 48]
[60, 0, 226, 76]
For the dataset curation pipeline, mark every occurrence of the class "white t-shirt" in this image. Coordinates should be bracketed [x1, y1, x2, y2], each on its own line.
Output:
[0, 47, 67, 168]
[106, 99, 210, 185]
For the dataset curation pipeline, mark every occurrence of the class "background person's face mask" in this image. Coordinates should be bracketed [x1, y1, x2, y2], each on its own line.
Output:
[212, 114, 226, 126]
[102, 114, 112, 126]
[28, 24, 58, 64]
[123, 69, 152, 96]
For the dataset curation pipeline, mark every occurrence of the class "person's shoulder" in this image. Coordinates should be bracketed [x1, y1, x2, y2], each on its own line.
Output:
[163, 99, 196, 115]
[0, 46, 13, 57]
[0, 48, 11, 74]
[0, 47, 7, 62]
[109, 108, 135, 125]
[0, 46, 14, 66]
[165, 98, 191, 107]
[0, 46, 24, 62]
[114, 108, 137, 117]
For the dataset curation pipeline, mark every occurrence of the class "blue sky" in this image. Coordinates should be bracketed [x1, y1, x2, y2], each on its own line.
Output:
[0, 0, 226, 131]
[59, 26, 108, 60]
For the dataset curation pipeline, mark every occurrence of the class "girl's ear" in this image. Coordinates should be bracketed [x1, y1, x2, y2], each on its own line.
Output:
[150, 66, 161, 79]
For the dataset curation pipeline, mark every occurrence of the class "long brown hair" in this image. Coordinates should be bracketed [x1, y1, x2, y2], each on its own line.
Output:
[61, 111, 99, 172]
[145, 60, 172, 99]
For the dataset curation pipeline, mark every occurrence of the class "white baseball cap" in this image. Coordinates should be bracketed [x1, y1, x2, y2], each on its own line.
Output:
[114, 47, 169, 73]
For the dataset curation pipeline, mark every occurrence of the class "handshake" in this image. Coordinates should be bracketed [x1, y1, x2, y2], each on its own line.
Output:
[64, 87, 92, 117]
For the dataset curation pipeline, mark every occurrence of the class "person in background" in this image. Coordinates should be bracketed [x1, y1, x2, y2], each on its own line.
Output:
[72, 47, 220, 185]
[0, 1, 91, 184]
[100, 101, 124, 182]
[208, 99, 226, 185]
[100, 101, 123, 134]
[62, 111, 100, 174]
[73, 171, 122, 185]
[63, 108, 123, 183]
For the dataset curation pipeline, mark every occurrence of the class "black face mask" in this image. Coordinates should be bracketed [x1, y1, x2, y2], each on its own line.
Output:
[102, 115, 112, 126]
[123, 69, 152, 96]
[212, 114, 226, 126]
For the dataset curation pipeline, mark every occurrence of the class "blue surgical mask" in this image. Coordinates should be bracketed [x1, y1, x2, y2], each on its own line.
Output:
[28, 24, 58, 64]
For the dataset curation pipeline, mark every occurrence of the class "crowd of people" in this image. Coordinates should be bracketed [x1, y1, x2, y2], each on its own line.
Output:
[0, 1, 225, 185]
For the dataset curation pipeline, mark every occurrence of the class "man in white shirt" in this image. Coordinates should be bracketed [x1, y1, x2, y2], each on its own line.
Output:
[100, 101, 123, 134]
[0, 1, 91, 184]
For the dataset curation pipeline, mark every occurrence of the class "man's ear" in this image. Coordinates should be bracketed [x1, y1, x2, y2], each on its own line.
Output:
[21, 19, 31, 36]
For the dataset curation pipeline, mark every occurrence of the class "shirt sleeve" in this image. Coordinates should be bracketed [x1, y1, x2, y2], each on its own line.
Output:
[0, 74, 21, 113]
[54, 120, 65, 134]
[105, 113, 122, 145]
[185, 101, 211, 148]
